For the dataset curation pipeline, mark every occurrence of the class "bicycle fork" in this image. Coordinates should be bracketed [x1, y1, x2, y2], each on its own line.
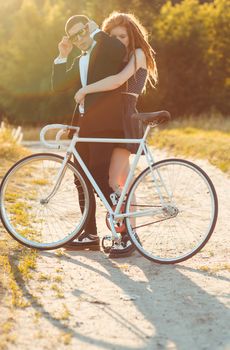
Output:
[40, 152, 72, 204]
[144, 144, 178, 216]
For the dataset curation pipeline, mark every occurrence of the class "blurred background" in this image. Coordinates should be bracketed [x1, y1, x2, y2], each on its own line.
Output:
[0, 0, 229, 127]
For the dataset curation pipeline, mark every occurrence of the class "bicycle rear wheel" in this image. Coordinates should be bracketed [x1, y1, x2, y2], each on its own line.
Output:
[125, 158, 218, 264]
[0, 153, 92, 250]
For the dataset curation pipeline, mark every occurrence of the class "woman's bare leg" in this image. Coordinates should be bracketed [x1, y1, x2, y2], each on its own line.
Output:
[109, 147, 136, 229]
[109, 147, 130, 193]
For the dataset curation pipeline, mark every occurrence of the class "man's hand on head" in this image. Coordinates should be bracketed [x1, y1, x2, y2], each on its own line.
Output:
[87, 20, 99, 34]
[58, 36, 73, 58]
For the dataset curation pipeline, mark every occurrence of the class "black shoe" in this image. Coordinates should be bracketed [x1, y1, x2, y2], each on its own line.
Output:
[64, 232, 100, 251]
[108, 234, 136, 258]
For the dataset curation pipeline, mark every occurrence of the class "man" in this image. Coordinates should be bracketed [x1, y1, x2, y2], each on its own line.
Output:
[52, 15, 126, 251]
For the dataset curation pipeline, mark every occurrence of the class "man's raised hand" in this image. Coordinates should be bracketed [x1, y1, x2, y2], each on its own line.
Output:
[58, 36, 73, 58]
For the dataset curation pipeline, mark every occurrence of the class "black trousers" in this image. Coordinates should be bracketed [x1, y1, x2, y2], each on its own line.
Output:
[74, 141, 115, 235]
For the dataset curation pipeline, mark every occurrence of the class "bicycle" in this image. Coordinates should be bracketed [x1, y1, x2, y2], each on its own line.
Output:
[0, 111, 218, 264]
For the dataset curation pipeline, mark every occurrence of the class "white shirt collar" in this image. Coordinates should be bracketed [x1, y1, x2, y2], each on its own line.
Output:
[83, 40, 97, 55]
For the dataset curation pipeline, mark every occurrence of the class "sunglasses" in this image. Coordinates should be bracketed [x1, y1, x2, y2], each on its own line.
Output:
[68, 25, 88, 43]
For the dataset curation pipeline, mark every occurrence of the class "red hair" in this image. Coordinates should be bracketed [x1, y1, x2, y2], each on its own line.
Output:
[102, 12, 158, 89]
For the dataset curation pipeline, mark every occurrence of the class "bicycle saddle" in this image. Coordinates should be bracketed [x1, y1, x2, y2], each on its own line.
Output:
[132, 110, 171, 125]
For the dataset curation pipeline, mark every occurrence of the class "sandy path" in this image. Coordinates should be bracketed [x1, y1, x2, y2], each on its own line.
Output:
[1, 143, 230, 350]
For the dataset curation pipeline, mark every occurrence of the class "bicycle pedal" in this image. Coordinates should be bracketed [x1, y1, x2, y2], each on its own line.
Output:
[101, 235, 114, 253]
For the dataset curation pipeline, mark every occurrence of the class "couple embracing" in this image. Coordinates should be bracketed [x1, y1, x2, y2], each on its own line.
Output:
[52, 12, 158, 258]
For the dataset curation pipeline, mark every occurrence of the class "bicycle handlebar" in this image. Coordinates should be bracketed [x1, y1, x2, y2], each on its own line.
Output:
[40, 124, 79, 149]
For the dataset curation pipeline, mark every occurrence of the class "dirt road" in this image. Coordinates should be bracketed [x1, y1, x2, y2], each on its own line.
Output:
[1, 144, 229, 350]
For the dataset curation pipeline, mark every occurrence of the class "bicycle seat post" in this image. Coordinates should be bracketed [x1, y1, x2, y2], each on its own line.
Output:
[142, 124, 151, 142]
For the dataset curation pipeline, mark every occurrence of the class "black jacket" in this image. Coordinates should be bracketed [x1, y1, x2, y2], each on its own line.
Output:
[52, 31, 126, 135]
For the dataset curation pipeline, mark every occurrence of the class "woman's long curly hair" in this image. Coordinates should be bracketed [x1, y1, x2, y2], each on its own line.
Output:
[102, 12, 158, 90]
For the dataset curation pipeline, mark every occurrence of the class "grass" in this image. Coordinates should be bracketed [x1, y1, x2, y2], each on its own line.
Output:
[53, 275, 63, 283]
[34, 311, 42, 324]
[51, 283, 64, 298]
[60, 332, 73, 346]
[0, 125, 38, 347]
[21, 125, 68, 141]
[198, 262, 230, 273]
[0, 320, 16, 349]
[38, 273, 51, 281]
[149, 113, 230, 174]
[164, 113, 230, 133]
[56, 304, 71, 321]
[0, 125, 28, 160]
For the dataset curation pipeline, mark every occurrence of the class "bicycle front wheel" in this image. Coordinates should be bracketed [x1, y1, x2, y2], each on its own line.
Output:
[0, 153, 92, 250]
[125, 158, 218, 264]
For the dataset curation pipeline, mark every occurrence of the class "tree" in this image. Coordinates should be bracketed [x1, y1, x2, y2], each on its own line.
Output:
[0, 0, 229, 125]
[146, 0, 230, 116]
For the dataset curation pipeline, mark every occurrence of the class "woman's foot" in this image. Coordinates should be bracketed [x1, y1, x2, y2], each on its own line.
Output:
[108, 233, 136, 258]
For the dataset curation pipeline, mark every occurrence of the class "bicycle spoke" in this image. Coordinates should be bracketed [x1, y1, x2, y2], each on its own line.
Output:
[0, 154, 91, 249]
[125, 159, 218, 263]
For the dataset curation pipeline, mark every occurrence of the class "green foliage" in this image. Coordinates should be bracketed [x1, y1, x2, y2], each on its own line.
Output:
[149, 0, 230, 116]
[0, 0, 229, 125]
[150, 122, 230, 173]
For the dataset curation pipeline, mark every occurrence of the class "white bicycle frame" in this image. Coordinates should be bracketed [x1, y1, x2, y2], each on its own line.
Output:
[40, 123, 170, 241]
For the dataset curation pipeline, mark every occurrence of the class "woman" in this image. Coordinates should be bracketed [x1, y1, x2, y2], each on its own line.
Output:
[74, 12, 158, 258]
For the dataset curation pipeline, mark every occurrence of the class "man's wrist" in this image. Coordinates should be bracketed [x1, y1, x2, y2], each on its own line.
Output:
[59, 54, 68, 59]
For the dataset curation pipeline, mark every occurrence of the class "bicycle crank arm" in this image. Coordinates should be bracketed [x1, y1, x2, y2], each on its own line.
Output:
[107, 215, 122, 243]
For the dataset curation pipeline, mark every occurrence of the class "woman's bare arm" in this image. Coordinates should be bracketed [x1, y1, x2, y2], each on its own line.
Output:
[74, 49, 146, 104]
